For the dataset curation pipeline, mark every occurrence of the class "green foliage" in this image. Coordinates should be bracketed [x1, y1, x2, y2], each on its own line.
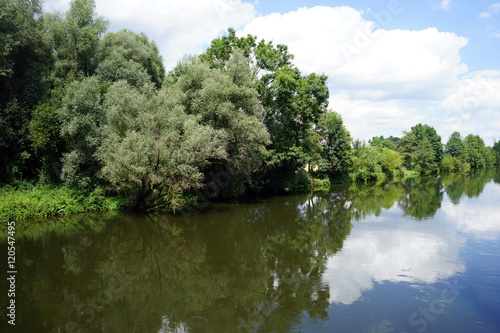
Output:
[58, 77, 103, 188]
[411, 123, 444, 163]
[493, 140, 500, 164]
[0, 0, 54, 181]
[445, 131, 464, 158]
[484, 146, 496, 167]
[349, 142, 403, 182]
[371, 135, 399, 148]
[413, 138, 438, 174]
[201, 28, 293, 75]
[258, 66, 329, 191]
[349, 145, 385, 182]
[396, 129, 439, 174]
[382, 139, 396, 150]
[313, 178, 330, 191]
[370, 137, 384, 148]
[170, 54, 270, 198]
[97, 81, 227, 211]
[463, 134, 485, 169]
[440, 154, 460, 173]
[381, 147, 403, 172]
[97, 29, 165, 88]
[201, 29, 328, 194]
[396, 131, 418, 169]
[45, 0, 108, 82]
[319, 111, 352, 176]
[29, 86, 68, 181]
[0, 182, 125, 222]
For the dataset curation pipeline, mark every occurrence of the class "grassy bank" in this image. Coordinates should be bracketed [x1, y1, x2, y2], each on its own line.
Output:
[0, 182, 127, 222]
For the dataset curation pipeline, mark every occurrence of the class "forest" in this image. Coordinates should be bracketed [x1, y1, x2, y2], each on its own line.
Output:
[1, 0, 499, 221]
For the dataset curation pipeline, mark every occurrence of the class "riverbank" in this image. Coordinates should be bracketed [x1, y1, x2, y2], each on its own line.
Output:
[0, 167, 492, 223]
[0, 182, 126, 222]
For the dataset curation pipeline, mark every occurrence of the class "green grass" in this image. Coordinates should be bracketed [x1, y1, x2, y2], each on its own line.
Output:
[312, 178, 331, 191]
[0, 182, 127, 222]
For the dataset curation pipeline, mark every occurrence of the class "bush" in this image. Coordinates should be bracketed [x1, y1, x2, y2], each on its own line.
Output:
[313, 178, 330, 191]
[440, 154, 460, 173]
[0, 182, 126, 222]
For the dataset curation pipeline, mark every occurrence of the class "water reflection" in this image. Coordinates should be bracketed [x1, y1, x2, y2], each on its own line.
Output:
[1, 169, 499, 332]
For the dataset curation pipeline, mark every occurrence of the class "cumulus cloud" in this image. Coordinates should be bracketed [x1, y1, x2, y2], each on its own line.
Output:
[44, 0, 256, 69]
[240, 6, 468, 101]
[330, 93, 425, 140]
[240, 6, 469, 139]
[439, 70, 500, 140]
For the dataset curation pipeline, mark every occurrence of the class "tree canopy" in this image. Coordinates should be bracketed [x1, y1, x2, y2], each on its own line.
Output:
[1, 2, 497, 211]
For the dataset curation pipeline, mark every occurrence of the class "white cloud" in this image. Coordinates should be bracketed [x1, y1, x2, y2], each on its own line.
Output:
[441, 184, 500, 240]
[44, 0, 256, 70]
[480, 11, 491, 18]
[440, 0, 451, 10]
[479, 3, 500, 19]
[491, 3, 500, 13]
[323, 216, 465, 304]
[441, 70, 500, 111]
[330, 93, 425, 140]
[439, 70, 500, 141]
[240, 6, 469, 139]
[240, 6, 468, 101]
[490, 32, 500, 38]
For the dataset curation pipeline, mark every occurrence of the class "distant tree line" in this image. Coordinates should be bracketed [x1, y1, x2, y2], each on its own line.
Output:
[1, 0, 498, 211]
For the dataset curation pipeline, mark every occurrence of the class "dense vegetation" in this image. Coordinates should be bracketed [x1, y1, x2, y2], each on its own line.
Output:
[1, 0, 498, 220]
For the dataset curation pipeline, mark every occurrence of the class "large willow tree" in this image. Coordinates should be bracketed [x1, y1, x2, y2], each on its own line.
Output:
[98, 82, 227, 211]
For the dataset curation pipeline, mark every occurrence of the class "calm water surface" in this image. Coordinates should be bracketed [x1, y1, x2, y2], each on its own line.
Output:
[1, 169, 500, 333]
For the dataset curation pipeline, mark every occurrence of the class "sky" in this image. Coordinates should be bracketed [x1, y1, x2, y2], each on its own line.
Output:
[43, 0, 500, 145]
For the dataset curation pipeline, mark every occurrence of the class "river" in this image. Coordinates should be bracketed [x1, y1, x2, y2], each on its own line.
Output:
[1, 169, 500, 332]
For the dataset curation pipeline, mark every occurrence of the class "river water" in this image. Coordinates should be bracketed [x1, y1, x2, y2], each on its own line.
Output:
[1, 169, 500, 332]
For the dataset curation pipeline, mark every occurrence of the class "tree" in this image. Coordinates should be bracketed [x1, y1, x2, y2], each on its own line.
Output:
[318, 111, 352, 176]
[483, 146, 496, 167]
[381, 147, 402, 173]
[45, 0, 108, 84]
[440, 154, 460, 173]
[370, 137, 384, 148]
[348, 145, 385, 182]
[370, 136, 397, 149]
[98, 81, 227, 210]
[168, 54, 270, 198]
[201, 28, 293, 76]
[0, 0, 54, 180]
[57, 77, 103, 189]
[445, 131, 464, 158]
[258, 66, 329, 191]
[29, 86, 68, 181]
[202, 29, 329, 193]
[463, 134, 485, 169]
[396, 131, 418, 169]
[411, 123, 444, 163]
[97, 29, 165, 88]
[413, 138, 438, 174]
[493, 140, 500, 164]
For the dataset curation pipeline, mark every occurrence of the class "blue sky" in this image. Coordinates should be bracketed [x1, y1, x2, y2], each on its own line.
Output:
[43, 0, 500, 144]
[267, 1, 499, 69]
